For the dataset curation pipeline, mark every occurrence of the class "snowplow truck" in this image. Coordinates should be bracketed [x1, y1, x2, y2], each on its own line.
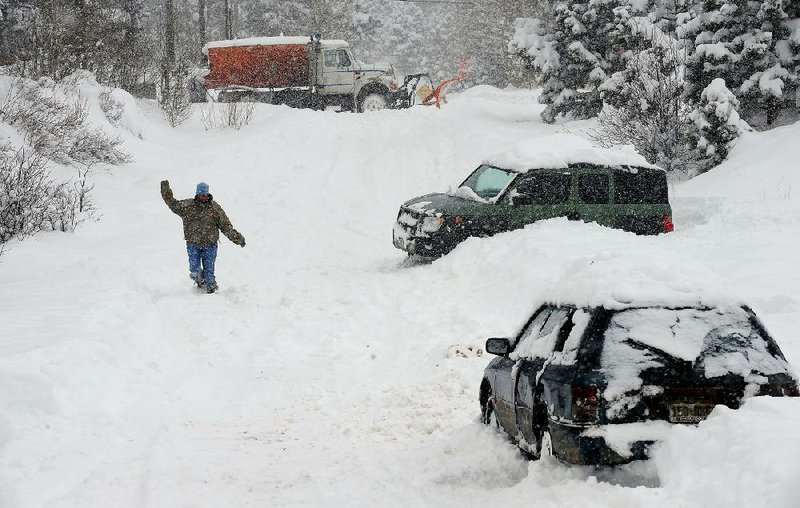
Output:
[198, 35, 404, 112]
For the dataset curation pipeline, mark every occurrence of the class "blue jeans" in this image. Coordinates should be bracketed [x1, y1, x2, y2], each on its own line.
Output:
[186, 242, 218, 287]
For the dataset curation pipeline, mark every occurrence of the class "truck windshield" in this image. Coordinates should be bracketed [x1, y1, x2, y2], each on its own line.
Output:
[459, 165, 517, 200]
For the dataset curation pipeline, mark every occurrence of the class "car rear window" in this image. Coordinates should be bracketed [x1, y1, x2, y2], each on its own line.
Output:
[601, 307, 792, 399]
[613, 169, 668, 204]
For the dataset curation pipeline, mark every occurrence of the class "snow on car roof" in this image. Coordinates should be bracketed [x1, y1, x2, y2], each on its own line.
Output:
[543, 254, 743, 311]
[485, 133, 662, 173]
[203, 37, 348, 54]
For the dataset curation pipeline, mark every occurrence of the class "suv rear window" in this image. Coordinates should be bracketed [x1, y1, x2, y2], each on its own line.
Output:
[601, 307, 791, 398]
[613, 169, 668, 204]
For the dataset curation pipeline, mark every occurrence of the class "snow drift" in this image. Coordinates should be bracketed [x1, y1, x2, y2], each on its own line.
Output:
[0, 82, 799, 507]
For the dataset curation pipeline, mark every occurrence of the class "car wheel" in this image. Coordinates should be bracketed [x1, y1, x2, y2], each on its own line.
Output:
[359, 93, 388, 112]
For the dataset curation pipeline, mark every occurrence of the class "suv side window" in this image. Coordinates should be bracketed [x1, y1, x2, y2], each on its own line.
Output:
[514, 173, 571, 205]
[579, 174, 609, 204]
[512, 307, 574, 360]
[338, 49, 352, 67]
[614, 169, 668, 204]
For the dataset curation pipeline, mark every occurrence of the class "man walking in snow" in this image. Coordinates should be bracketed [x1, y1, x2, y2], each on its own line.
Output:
[161, 180, 246, 293]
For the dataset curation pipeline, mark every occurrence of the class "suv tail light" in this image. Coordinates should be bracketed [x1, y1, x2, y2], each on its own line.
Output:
[757, 383, 800, 397]
[663, 215, 674, 233]
[572, 386, 599, 424]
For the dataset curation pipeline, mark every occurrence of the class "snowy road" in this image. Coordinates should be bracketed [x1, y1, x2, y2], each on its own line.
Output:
[1, 87, 799, 507]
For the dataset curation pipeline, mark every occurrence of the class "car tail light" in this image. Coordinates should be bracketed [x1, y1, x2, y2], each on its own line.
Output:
[663, 215, 674, 233]
[572, 386, 599, 424]
[757, 383, 800, 397]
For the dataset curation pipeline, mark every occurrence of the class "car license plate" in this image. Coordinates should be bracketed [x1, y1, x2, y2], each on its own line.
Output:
[669, 402, 715, 423]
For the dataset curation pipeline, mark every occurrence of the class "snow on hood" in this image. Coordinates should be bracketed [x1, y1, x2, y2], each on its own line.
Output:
[485, 133, 660, 172]
[543, 253, 742, 310]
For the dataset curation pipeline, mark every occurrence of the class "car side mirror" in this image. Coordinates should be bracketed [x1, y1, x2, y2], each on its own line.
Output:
[485, 338, 510, 356]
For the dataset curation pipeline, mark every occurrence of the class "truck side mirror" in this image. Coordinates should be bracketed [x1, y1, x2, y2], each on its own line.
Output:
[485, 338, 510, 356]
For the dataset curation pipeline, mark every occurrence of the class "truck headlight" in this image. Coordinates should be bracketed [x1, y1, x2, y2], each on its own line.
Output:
[421, 216, 444, 233]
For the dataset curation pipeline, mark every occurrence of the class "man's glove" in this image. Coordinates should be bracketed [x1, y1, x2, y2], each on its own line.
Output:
[161, 180, 170, 190]
[237, 236, 246, 248]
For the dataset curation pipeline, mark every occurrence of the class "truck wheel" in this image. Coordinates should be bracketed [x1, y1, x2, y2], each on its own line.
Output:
[359, 93, 388, 112]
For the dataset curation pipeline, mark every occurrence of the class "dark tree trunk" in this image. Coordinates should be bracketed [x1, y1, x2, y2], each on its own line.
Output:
[162, 0, 176, 102]
[224, 0, 233, 40]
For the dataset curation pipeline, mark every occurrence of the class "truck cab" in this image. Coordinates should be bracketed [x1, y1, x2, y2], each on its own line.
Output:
[315, 39, 398, 111]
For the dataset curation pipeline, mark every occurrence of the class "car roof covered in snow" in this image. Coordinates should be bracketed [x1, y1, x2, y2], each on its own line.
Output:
[542, 254, 744, 311]
[485, 134, 662, 173]
[203, 36, 348, 54]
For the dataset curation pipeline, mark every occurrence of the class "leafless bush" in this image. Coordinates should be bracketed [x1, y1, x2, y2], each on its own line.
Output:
[0, 147, 96, 246]
[161, 71, 193, 127]
[200, 100, 256, 131]
[0, 77, 130, 166]
[595, 38, 702, 176]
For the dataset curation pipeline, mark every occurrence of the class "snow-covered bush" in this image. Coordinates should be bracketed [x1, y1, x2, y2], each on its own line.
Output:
[0, 75, 130, 166]
[160, 68, 193, 128]
[596, 39, 701, 175]
[200, 101, 256, 131]
[689, 78, 745, 173]
[0, 147, 95, 248]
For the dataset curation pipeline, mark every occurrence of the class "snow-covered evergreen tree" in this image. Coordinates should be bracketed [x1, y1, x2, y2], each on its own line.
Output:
[689, 77, 745, 171]
[684, 0, 797, 125]
[512, 0, 631, 122]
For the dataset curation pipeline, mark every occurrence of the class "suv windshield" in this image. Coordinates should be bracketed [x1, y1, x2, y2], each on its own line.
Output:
[459, 165, 517, 201]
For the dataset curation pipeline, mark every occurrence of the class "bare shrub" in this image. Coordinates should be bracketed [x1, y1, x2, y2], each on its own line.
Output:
[200, 100, 256, 131]
[0, 77, 130, 166]
[595, 37, 702, 176]
[161, 70, 193, 127]
[0, 147, 97, 245]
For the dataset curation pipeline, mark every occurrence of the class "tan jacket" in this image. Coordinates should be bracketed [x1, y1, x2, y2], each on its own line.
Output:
[161, 181, 245, 246]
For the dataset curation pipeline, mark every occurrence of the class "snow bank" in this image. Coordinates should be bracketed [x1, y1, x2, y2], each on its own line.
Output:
[485, 133, 659, 172]
[678, 120, 800, 201]
[0, 84, 799, 507]
[653, 397, 800, 507]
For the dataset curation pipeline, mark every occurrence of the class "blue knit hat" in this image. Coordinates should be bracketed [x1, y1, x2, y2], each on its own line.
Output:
[196, 182, 209, 196]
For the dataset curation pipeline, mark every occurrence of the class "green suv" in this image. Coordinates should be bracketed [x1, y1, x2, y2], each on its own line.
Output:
[393, 162, 673, 257]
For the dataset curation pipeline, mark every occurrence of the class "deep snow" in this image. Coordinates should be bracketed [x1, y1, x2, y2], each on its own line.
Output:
[0, 83, 799, 507]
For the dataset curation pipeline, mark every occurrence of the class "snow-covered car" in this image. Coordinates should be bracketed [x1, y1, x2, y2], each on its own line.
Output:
[479, 302, 799, 465]
[393, 136, 673, 258]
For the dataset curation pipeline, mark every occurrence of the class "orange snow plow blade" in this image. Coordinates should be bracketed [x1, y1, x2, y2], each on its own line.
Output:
[420, 58, 471, 109]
